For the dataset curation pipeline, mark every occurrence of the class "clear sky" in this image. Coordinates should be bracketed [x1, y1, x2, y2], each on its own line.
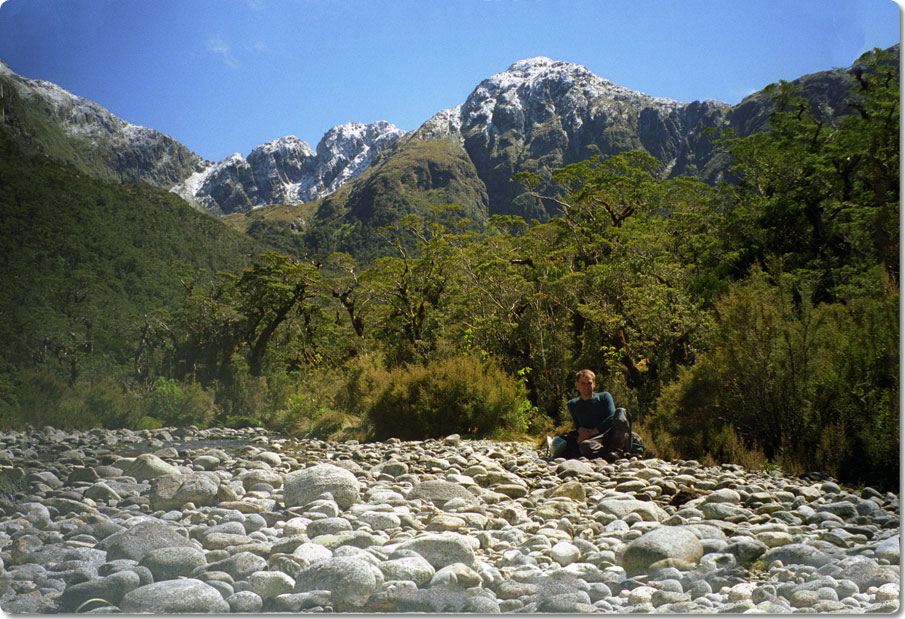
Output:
[0, 0, 899, 162]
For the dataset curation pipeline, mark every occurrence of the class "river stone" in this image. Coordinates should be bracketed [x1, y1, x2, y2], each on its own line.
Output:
[555, 459, 595, 477]
[546, 480, 587, 501]
[358, 510, 401, 530]
[761, 543, 832, 569]
[60, 569, 141, 612]
[120, 453, 180, 481]
[226, 590, 264, 613]
[306, 516, 353, 537]
[242, 468, 283, 490]
[149, 472, 219, 512]
[726, 537, 768, 565]
[817, 501, 859, 519]
[138, 546, 207, 581]
[16, 502, 52, 529]
[193, 455, 221, 471]
[97, 521, 193, 561]
[551, 541, 581, 566]
[379, 553, 436, 586]
[596, 496, 668, 522]
[204, 550, 268, 580]
[621, 526, 704, 574]
[398, 533, 478, 569]
[294, 556, 381, 610]
[292, 542, 334, 566]
[407, 480, 478, 506]
[248, 570, 296, 598]
[84, 481, 122, 502]
[374, 460, 409, 478]
[120, 578, 230, 613]
[875, 535, 900, 562]
[283, 464, 361, 510]
[429, 562, 483, 588]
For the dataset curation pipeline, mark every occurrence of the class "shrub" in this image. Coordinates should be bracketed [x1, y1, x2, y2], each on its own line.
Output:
[146, 377, 218, 428]
[366, 355, 529, 440]
[650, 268, 899, 489]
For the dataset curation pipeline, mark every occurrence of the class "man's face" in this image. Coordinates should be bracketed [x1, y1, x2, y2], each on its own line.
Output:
[576, 375, 595, 399]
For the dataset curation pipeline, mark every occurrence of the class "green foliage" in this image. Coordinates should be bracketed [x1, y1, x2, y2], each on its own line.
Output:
[0, 49, 897, 491]
[367, 356, 530, 440]
[146, 377, 218, 428]
[0, 131, 263, 393]
[651, 268, 898, 486]
[725, 47, 899, 302]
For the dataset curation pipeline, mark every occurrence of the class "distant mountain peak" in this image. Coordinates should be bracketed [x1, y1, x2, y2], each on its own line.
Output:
[172, 120, 406, 214]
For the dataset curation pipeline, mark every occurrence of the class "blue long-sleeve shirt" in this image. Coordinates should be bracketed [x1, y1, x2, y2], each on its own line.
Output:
[567, 391, 616, 435]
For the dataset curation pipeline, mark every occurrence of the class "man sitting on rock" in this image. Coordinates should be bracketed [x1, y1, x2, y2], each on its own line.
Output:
[550, 369, 629, 460]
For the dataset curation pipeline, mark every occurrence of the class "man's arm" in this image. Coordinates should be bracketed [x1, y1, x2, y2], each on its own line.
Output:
[594, 392, 616, 434]
[576, 426, 598, 442]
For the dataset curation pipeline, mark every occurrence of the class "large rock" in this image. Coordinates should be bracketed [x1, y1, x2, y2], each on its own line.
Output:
[596, 496, 669, 522]
[138, 546, 207, 581]
[761, 543, 833, 569]
[119, 578, 230, 613]
[97, 520, 194, 561]
[119, 453, 180, 481]
[203, 550, 268, 581]
[294, 556, 383, 610]
[60, 570, 141, 612]
[283, 464, 361, 510]
[397, 533, 478, 569]
[406, 480, 478, 506]
[620, 526, 704, 574]
[149, 472, 219, 511]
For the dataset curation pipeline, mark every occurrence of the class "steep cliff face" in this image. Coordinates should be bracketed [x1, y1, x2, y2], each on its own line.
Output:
[450, 57, 729, 218]
[0, 61, 207, 188]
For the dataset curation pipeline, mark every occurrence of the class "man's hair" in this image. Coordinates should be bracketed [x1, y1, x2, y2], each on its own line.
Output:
[575, 369, 596, 382]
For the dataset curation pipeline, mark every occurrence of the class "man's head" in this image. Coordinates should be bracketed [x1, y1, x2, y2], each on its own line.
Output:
[575, 369, 596, 400]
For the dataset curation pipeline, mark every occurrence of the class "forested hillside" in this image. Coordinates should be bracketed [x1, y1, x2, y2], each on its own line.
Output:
[0, 132, 265, 426]
[0, 48, 897, 490]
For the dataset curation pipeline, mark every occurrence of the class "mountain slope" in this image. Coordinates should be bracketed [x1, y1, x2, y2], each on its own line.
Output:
[1, 49, 886, 264]
[237, 54, 864, 260]
[0, 131, 266, 384]
[0, 61, 207, 188]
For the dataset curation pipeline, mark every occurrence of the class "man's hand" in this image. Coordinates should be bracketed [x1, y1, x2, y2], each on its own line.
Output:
[576, 427, 598, 443]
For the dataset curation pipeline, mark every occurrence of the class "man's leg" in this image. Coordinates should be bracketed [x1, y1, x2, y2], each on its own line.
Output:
[558, 430, 582, 459]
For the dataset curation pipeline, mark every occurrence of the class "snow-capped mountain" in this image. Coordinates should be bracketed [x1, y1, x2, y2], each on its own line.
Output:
[0, 53, 865, 227]
[172, 121, 406, 214]
[0, 60, 206, 187]
[398, 56, 733, 219]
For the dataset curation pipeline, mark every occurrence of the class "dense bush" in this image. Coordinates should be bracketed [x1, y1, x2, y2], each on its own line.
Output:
[146, 377, 219, 428]
[366, 355, 531, 440]
[650, 268, 898, 487]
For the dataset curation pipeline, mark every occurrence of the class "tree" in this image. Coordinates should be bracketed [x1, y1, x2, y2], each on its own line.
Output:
[726, 47, 899, 302]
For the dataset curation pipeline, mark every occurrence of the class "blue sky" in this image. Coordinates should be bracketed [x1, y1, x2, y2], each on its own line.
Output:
[0, 0, 899, 162]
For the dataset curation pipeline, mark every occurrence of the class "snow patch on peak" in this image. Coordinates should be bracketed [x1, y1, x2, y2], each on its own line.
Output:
[175, 121, 408, 213]
[251, 135, 316, 159]
[507, 56, 558, 71]
[415, 106, 464, 142]
[462, 56, 683, 136]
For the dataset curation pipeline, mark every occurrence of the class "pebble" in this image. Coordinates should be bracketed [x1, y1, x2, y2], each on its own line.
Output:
[0, 426, 898, 613]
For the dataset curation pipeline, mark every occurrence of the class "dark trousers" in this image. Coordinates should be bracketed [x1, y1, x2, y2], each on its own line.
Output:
[558, 430, 619, 460]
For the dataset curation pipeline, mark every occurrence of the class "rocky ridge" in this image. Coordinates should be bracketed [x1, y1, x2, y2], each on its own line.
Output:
[1, 53, 863, 224]
[172, 121, 406, 215]
[0, 426, 898, 613]
[0, 61, 206, 188]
